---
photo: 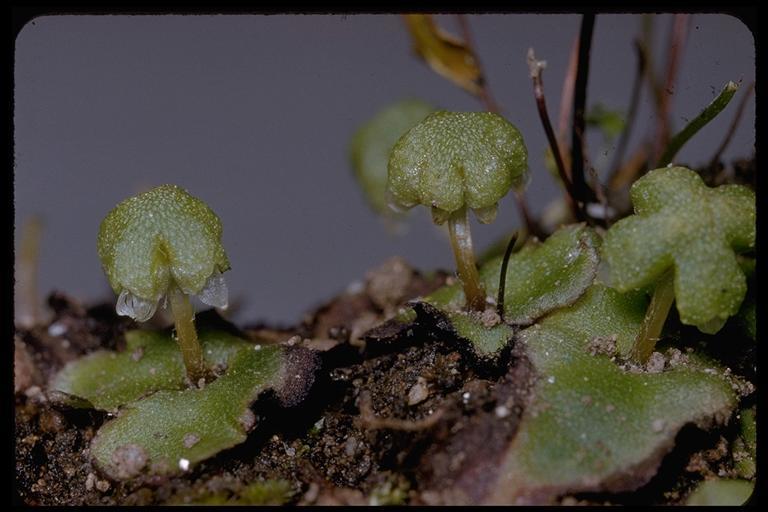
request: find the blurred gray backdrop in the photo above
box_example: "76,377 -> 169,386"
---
14,14 -> 755,325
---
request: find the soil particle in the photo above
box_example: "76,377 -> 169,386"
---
646,352 -> 666,373
238,410 -> 257,432
667,348 -> 689,368
110,444 -> 149,480
587,335 -> 617,357
85,472 -> 96,491
366,257 -> 414,311
14,259 -> 756,506
417,349 -> 535,504
183,433 -> 200,448
276,346 -> 320,407
309,289 -> 376,342
407,377 -> 430,405
480,308 -> 502,328
15,337 -> 42,393
39,409 -> 68,434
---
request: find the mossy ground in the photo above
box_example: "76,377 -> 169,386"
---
14,258 -> 753,505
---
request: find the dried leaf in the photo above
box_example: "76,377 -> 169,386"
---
403,15 -> 482,95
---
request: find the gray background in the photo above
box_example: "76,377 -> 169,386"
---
14,14 -> 755,325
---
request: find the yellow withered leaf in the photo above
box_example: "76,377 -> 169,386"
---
403,14 -> 482,95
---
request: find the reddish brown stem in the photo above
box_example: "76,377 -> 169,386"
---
653,14 -> 690,163
528,48 -> 582,221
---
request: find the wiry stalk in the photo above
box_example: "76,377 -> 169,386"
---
447,207 -> 485,311
168,284 -> 208,384
571,14 -> 597,205
528,48 -> 582,221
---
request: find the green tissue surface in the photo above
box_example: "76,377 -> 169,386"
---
732,406 -> 756,479
603,166 -> 755,333
426,224 -> 600,326
350,99 -> 435,215
487,285 -> 737,504
387,111 -> 528,219
97,184 -> 230,301
685,479 -> 754,506
50,329 -> 248,411
445,310 -> 514,356
90,339 -> 283,479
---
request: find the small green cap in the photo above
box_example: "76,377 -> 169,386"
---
387,111 -> 528,224
603,166 -> 755,333
97,185 -> 230,321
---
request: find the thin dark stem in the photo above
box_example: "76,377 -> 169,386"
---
609,40 -> 646,178
653,14 -> 690,163
456,14 -> 501,114
527,48 -> 582,221
496,232 -> 519,318
708,81 -> 755,169
571,14 -> 596,204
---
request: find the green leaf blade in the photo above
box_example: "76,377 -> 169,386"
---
90,343 -> 284,479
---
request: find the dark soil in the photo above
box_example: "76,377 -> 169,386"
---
14,257 -> 749,505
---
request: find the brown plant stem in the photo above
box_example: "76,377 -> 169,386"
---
169,284 -> 208,384
571,14 -> 597,205
447,206 -> 486,311
653,14 -> 690,163
629,271 -> 675,365
528,48 -> 582,221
